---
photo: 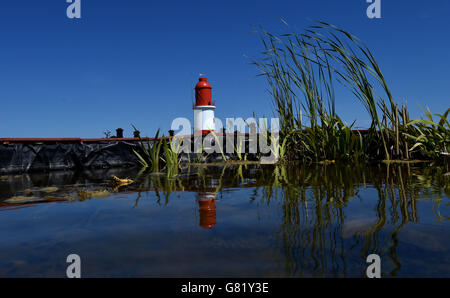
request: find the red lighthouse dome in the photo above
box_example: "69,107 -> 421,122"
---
195,77 -> 213,106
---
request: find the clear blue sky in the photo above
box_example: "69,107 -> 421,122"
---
1,0 -> 449,138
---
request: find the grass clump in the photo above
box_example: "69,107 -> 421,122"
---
133,128 -> 184,176
253,21 -> 448,163
133,129 -> 164,171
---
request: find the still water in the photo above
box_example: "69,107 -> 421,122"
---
0,163 -> 449,277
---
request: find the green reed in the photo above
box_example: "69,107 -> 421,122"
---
133,128 -> 184,175
162,137 -> 183,177
253,21 -> 448,162
133,129 -> 164,171
406,107 -> 449,159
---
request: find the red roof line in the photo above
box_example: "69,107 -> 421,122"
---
0,130 -> 371,143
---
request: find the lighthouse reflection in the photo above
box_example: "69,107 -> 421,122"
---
197,192 -> 217,229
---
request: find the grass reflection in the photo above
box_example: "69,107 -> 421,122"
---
0,162 -> 448,277
253,162 -> 448,277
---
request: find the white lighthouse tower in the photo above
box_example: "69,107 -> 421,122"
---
193,77 -> 215,135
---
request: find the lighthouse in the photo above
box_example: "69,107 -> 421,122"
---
193,77 -> 216,135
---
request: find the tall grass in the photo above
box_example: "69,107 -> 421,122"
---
406,107 -> 450,159
133,129 -> 183,174
253,21 -> 448,162
162,137 -> 183,176
133,129 -> 163,171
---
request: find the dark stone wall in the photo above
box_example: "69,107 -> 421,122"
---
0,141 -> 142,174
0,135 -> 262,174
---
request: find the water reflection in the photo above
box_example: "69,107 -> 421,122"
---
197,192 -> 217,229
256,163 -> 449,277
0,162 -> 448,277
